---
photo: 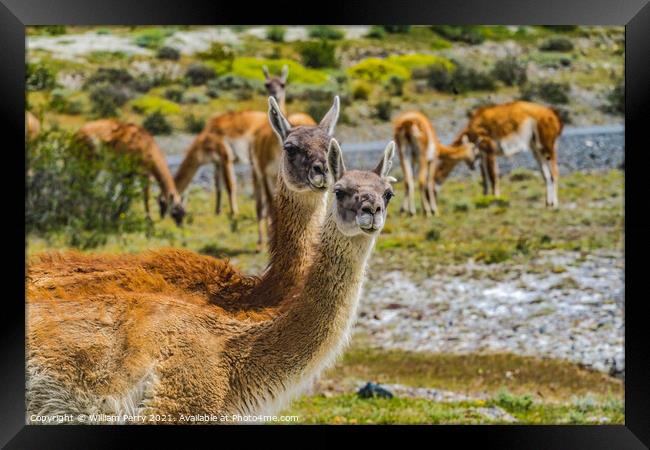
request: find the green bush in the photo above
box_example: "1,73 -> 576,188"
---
298,40 -> 338,68
85,67 -> 134,88
142,111 -> 173,135
365,26 -> 387,39
539,36 -> 574,52
521,82 -> 570,104
494,390 -> 534,412
430,26 -> 485,44
156,46 -> 181,60
266,26 -> 286,43
26,63 -> 57,91
387,54 -> 455,73
351,81 -> 372,100
185,63 -> 216,85
230,57 -> 328,84
41,26 -> 67,36
385,75 -> 405,96
427,63 -> 495,94
382,25 -> 412,34
164,87 -> 184,103
347,58 -> 410,83
308,25 -> 345,40
492,56 -> 528,86
373,100 -> 393,121
184,114 -> 205,133
89,84 -> 130,118
131,95 -> 181,115
26,129 -> 149,248
196,43 -> 235,75
48,88 -> 83,115
134,27 -> 176,49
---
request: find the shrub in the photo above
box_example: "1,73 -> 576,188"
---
427,63 -> 495,94
606,79 -> 624,114
365,26 -> 387,39
156,46 -> 181,61
308,25 -> 344,40
134,27 -> 176,49
184,114 -> 205,133
131,95 -> 181,115
298,40 -> 338,68
494,390 -> 534,412
41,25 -> 67,36
382,25 -> 411,34
183,92 -> 209,104
230,57 -> 329,84
373,100 -> 393,121
385,75 -> 405,96
492,56 -> 528,86
351,81 -> 372,100
266,26 -> 286,43
85,67 -> 134,88
48,88 -> 83,115
387,54 -> 455,73
26,63 -> 56,91
26,129 -> 149,248
430,26 -> 485,44
522,82 -> 570,104
89,84 -> 131,118
164,87 -> 184,103
539,36 -> 574,52
196,42 -> 235,74
347,58 -> 410,83
185,63 -> 216,86
142,111 -> 173,135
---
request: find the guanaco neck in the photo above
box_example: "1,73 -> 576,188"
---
149,144 -> 180,200
247,175 -> 327,307
224,212 -> 375,414
276,93 -> 287,116
174,136 -> 204,194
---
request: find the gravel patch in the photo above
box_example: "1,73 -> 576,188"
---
356,250 -> 624,376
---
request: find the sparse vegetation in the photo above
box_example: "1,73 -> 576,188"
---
142,110 -> 173,135
431,26 -> 485,45
297,40 -> 338,68
308,25 -> 345,40
539,36 -> 575,52
492,56 -> 528,86
266,26 -> 286,43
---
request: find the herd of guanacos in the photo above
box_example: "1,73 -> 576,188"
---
27,65 -> 563,250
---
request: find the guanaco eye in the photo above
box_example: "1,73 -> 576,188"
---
284,144 -> 299,155
383,190 -> 394,202
334,189 -> 346,200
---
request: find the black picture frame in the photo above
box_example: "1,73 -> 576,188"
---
2,0 -> 648,447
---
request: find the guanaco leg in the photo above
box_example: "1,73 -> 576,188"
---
397,142 -> 416,215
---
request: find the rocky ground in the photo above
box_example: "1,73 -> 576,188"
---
361,250 -> 624,376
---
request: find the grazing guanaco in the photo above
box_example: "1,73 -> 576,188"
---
26,111 -> 41,140
454,101 -> 563,208
26,138 -> 396,422
28,97 -> 341,323
174,111 -> 268,217
250,65 -> 316,249
77,120 -> 186,225
393,111 -> 476,216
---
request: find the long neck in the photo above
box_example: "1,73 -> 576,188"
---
435,143 -> 467,184
224,212 -> 375,414
174,137 -> 204,194
149,145 -> 179,198
248,176 -> 326,306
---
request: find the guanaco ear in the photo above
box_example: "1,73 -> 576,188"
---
262,65 -> 271,80
319,96 -> 340,137
280,64 -> 289,83
327,139 -> 346,182
374,141 -> 395,178
268,96 -> 292,141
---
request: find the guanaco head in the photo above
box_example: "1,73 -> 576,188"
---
262,65 -> 289,105
453,129 -> 480,170
158,193 -> 186,226
327,139 -> 396,237
268,95 -> 340,193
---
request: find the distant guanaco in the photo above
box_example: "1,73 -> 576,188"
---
26,111 -> 41,140
77,119 -> 186,225
454,101 -> 563,208
249,65 -> 316,249
393,111 -> 476,216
